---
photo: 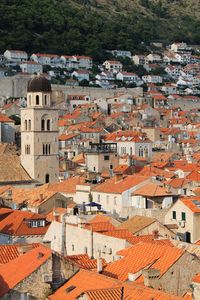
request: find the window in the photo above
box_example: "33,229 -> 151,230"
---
29,95 -> 32,106
172,211 -> 176,220
47,119 -> 50,131
44,95 -> 47,105
43,143 -> 51,155
104,155 -> 109,161
110,164 -> 113,170
36,95 -> 39,105
41,119 -> 45,131
24,120 -> 27,131
72,244 -> 75,251
45,174 -> 50,183
28,120 -> 31,131
182,212 -> 186,221
114,197 -> 117,206
25,144 -> 30,155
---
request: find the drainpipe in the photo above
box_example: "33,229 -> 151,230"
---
61,212 -> 68,256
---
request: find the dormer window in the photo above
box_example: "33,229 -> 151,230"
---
30,219 -> 45,227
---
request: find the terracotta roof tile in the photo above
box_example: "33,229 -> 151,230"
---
133,183 -> 174,197
103,243 -> 184,281
65,254 -> 107,270
48,176 -> 85,194
93,175 -> 149,194
0,245 -> 51,297
118,215 -> 156,234
0,244 -> 39,264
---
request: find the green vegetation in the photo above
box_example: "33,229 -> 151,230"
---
0,0 -> 199,62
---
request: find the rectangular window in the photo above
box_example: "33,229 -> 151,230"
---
182,212 -> 186,221
172,211 -> 176,220
104,155 -> 109,161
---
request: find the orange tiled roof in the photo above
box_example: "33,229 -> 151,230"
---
59,133 -> 79,141
168,178 -> 191,189
0,208 -> 49,236
0,244 -> 39,264
0,184 -> 57,207
192,273 -> 200,283
48,176 -> 86,194
84,222 -> 116,233
138,166 -> 174,178
92,175 -> 149,194
0,245 -> 51,298
180,197 -> 200,213
186,170 -> 200,182
48,269 -> 121,300
65,254 -> 107,270
133,183 -> 174,197
118,215 -> 156,234
0,114 -> 14,123
103,243 -> 184,281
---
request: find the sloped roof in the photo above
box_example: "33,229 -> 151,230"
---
133,183 -> 174,197
92,175 -> 149,194
103,243 -> 184,281
48,176 -> 86,194
0,245 -> 51,297
0,244 -> 39,264
118,215 -> 156,234
65,254 -> 107,270
0,208 -> 49,236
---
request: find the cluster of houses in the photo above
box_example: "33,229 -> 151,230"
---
1,58 -> 200,298
1,42 -> 200,92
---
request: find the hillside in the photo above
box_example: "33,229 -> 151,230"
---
0,0 -> 199,60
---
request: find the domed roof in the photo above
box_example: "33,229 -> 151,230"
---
27,74 -> 52,93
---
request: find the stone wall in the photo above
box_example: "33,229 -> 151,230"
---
120,207 -> 169,223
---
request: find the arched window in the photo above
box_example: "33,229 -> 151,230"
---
46,144 -> 48,155
47,119 -> 50,131
28,120 -> 31,131
139,147 -> 144,157
36,95 -> 39,105
41,119 -> 45,131
45,174 -> 50,183
44,95 -> 47,105
25,120 -> 27,131
48,144 -> 51,154
43,144 -> 45,155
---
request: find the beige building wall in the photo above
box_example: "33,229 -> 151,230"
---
165,200 -> 199,243
85,152 -> 118,173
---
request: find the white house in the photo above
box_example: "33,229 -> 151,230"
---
132,55 -> 145,66
175,53 -> 191,65
146,54 -> 162,63
171,42 -> 191,53
142,75 -> 163,84
111,50 -> 132,58
72,70 -> 90,82
160,84 -> 177,95
92,174 -> 151,214
30,53 -> 61,67
165,65 -> 180,78
4,50 -> 28,64
116,72 -> 139,83
67,94 -> 91,109
60,55 -> 93,69
20,61 -> 43,74
103,60 -> 123,73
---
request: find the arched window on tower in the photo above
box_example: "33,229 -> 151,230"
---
48,144 -> 51,154
36,95 -> 39,105
46,144 -> 48,155
25,120 -> 27,131
43,144 -> 45,155
44,95 -> 47,105
29,95 -> 32,106
28,120 -> 31,131
45,174 -> 50,183
41,119 -> 45,131
47,119 -> 50,131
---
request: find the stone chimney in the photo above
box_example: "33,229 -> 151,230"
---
143,268 -> 160,288
115,173 -> 123,183
97,251 -> 103,273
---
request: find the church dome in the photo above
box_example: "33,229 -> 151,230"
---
27,74 -> 52,93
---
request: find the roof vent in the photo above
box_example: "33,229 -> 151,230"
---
65,285 -> 76,293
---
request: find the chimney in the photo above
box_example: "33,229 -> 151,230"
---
115,173 -> 123,183
53,210 -> 60,222
39,194 -> 43,202
143,269 -> 160,288
152,230 -> 159,240
97,251 -> 103,273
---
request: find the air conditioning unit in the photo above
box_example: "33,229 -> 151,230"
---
179,221 -> 185,228
42,273 -> 53,283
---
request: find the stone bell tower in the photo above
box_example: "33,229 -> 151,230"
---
21,74 -> 59,183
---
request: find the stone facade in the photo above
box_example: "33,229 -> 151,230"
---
21,86 -> 59,184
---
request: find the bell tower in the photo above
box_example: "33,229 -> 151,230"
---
21,74 -> 59,183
